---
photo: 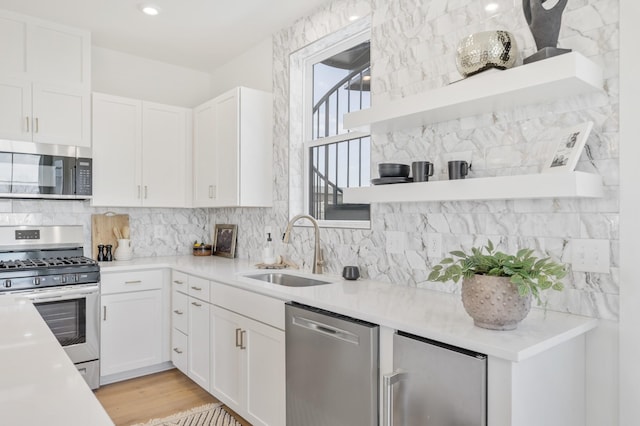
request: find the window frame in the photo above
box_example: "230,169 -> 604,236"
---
300,28 -> 372,230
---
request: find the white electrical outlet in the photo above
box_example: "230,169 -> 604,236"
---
386,231 -> 406,254
426,233 -> 442,258
571,239 -> 610,273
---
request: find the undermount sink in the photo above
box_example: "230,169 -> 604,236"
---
244,272 -> 333,287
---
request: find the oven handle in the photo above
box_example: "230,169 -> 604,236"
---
22,285 -> 99,302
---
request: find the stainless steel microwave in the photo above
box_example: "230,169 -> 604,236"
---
0,141 -> 92,200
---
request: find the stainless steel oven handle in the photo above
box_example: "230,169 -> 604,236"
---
23,285 -> 99,302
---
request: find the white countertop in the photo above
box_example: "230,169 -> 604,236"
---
0,297 -> 113,426
102,255 -> 598,362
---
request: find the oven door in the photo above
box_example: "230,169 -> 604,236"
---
25,284 -> 100,364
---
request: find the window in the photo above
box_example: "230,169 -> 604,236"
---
303,32 -> 371,225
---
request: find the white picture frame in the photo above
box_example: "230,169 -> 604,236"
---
542,121 -> 593,173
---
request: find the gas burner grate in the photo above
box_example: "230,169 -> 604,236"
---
0,256 -> 97,270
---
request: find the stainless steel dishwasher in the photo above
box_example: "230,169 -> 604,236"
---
285,302 -> 379,426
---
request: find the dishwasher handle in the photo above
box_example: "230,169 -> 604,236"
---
292,315 -> 360,344
383,370 -> 407,426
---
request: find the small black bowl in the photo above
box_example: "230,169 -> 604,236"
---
378,163 -> 410,178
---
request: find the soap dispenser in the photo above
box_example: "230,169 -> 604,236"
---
263,233 -> 276,264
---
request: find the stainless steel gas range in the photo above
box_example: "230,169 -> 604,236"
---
0,226 -> 100,389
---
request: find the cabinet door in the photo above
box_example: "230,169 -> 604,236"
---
0,12 -> 28,78
28,18 -> 91,87
188,297 -> 210,390
192,99 -> 217,207
32,84 -> 90,147
142,102 -> 191,207
100,290 -> 163,376
0,78 -> 31,141
243,316 -> 286,426
212,89 -> 240,207
171,328 -> 188,374
91,93 -> 143,206
211,305 -> 243,412
172,290 -> 188,334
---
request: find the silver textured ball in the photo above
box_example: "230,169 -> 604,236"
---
455,30 -> 518,78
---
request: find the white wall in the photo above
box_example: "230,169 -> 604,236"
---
92,46 -> 212,107
619,0 -> 640,423
208,38 -> 273,98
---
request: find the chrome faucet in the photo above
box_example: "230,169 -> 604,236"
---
282,214 -> 324,274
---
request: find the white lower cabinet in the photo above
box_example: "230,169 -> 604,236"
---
188,296 -> 210,390
100,269 -> 168,378
171,271 -> 211,391
211,305 -> 285,426
170,271 -> 285,426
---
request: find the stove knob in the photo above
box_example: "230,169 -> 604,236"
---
75,274 -> 80,282
61,275 -> 67,284
4,279 -> 11,288
33,277 -> 41,286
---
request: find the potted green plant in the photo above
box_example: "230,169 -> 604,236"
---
428,240 -> 566,330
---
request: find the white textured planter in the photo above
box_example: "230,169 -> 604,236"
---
461,275 -> 532,330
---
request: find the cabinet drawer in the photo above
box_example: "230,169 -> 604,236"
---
172,270 -> 189,293
172,290 -> 188,334
212,282 -> 284,330
188,275 -> 210,301
171,328 -> 188,374
101,269 -> 163,294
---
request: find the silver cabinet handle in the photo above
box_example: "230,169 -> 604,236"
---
35,117 -> 39,133
173,347 -> 183,354
25,117 -> 29,132
173,310 -> 183,315
144,185 -> 148,199
191,286 -> 202,291
240,330 -> 247,350
137,185 -> 141,199
209,185 -> 214,199
383,371 -> 406,426
191,301 -> 202,307
103,306 -> 107,321
173,280 -> 184,285
235,328 -> 242,348
125,280 -> 142,284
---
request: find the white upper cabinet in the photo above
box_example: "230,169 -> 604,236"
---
193,87 -> 273,208
0,10 -> 91,147
0,10 -> 90,87
92,93 -> 192,208
143,102 -> 192,207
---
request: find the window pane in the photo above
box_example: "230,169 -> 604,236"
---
312,41 -> 370,140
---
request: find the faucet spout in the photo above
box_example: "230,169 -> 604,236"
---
282,214 -> 324,274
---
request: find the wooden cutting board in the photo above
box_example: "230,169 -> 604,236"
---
91,213 -> 130,260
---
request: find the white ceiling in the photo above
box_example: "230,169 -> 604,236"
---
0,0 -> 332,73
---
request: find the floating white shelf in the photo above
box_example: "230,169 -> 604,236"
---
342,172 -> 603,204
344,52 -> 603,133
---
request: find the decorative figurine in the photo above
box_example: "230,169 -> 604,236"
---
522,0 -> 571,64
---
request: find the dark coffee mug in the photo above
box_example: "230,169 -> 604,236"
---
342,266 -> 360,280
448,160 -> 470,180
412,161 -> 434,182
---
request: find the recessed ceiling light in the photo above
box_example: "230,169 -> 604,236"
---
139,4 -> 161,16
485,3 -> 499,12
349,15 -> 359,21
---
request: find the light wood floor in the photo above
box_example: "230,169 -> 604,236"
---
94,368 -> 251,426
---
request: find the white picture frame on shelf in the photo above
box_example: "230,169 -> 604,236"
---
542,121 -> 593,173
